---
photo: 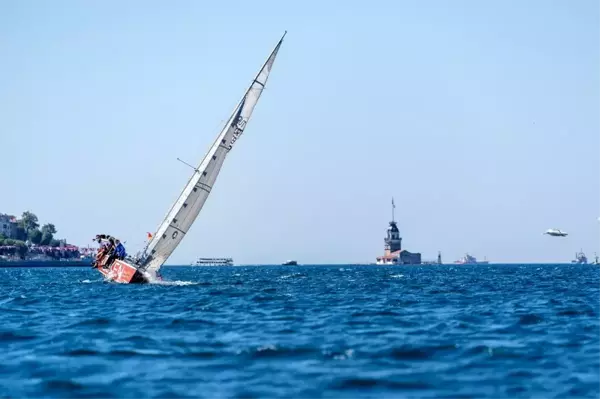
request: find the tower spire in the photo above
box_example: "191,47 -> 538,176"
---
391,197 -> 395,222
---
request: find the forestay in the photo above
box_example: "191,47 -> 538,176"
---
138,33 -> 286,274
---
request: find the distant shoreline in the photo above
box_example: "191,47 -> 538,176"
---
0,262 -> 594,268
164,262 -> 593,267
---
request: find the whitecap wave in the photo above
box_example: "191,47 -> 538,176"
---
150,280 -> 199,286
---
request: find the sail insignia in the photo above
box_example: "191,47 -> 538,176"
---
228,95 -> 247,150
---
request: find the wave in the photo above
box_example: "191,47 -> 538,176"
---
151,280 -> 199,286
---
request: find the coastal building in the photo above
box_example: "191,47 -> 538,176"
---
375,199 -> 421,265
0,214 -> 17,239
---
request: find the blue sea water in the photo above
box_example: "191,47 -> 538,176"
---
0,264 -> 598,398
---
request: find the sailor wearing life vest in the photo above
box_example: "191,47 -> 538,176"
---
114,239 -> 126,260
92,234 -> 121,268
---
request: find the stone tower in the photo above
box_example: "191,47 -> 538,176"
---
384,198 -> 402,255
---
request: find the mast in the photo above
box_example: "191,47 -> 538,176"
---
138,32 -> 286,274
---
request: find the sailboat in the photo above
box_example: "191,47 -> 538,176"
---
95,33 -> 286,283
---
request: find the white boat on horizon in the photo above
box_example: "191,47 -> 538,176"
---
192,258 -> 234,266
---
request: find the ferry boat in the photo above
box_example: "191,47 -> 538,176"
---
192,257 -> 234,266
455,253 -> 489,265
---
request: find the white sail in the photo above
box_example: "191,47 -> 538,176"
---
139,33 -> 286,274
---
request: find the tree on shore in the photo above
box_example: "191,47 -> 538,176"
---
0,235 -> 28,258
28,229 -> 43,245
2,212 -> 70,252
16,213 -> 64,247
41,224 -> 56,235
40,224 -> 57,246
19,211 -> 39,234
14,226 -> 27,241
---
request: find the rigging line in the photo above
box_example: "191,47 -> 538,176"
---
176,158 -> 198,172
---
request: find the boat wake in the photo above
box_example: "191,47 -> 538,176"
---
80,278 -> 104,284
150,280 -> 199,286
92,269 -> 196,286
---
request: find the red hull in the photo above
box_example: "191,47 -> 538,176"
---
96,259 -> 149,284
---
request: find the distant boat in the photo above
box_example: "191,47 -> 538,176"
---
455,253 -> 489,265
282,260 -> 298,266
192,257 -> 233,266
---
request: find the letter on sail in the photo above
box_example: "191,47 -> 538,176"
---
138,33 -> 286,274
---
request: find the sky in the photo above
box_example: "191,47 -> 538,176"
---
0,0 -> 598,264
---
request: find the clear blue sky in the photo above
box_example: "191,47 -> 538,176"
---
1,0 -> 598,264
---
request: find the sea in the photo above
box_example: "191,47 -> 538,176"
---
0,264 -> 598,398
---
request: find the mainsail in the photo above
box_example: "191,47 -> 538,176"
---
138,33 -> 286,274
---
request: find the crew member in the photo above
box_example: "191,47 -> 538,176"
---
93,234 -> 117,268
92,235 -> 109,268
115,239 -> 127,260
